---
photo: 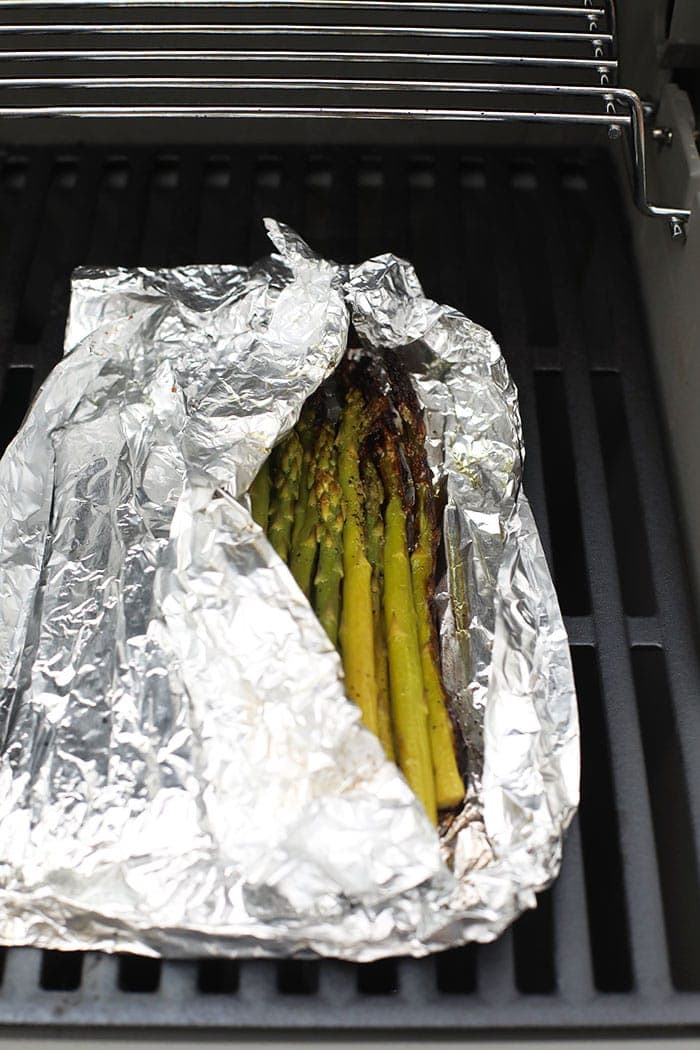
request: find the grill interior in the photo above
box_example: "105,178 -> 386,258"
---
0,142 -> 699,1032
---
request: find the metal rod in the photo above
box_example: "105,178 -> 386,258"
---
0,75 -> 626,95
0,0 -> 608,11
0,48 -> 618,68
605,0 -> 618,52
0,24 -> 614,43
620,87 -> 690,221
0,104 -> 631,119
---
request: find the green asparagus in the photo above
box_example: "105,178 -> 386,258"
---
289,417 -> 321,597
386,354 -> 464,809
362,458 -> 395,762
268,431 -> 303,563
249,457 -> 271,531
313,422 -> 344,647
377,424 -> 437,825
337,388 -> 379,737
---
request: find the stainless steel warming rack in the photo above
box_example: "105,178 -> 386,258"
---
0,0 -> 689,235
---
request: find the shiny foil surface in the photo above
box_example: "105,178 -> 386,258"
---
0,222 -> 578,960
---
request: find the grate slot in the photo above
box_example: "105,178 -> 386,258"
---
249,154 -> 284,259
592,371 -> 656,616
455,156 -> 500,339
435,945 -> 477,994
197,959 -> 239,994
90,152 -> 149,267
509,159 -> 558,346
200,153 -> 232,222
0,155 -> 50,347
534,371 -> 590,614
0,364 -> 33,453
1,153 -> 27,191
558,161 -> 614,359
356,154 -> 388,264
196,154 -> 253,264
139,154 -> 203,265
631,646 -> 700,992
357,959 -> 399,995
377,154 -> 410,263
431,155 -> 462,315
276,960 -> 320,995
13,153 -> 97,344
407,155 -> 441,302
84,154 -> 132,264
513,890 -> 556,994
572,645 -> 633,992
118,955 -> 161,993
302,155 -> 335,258
39,950 -> 83,991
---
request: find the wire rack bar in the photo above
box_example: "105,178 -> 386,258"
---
0,25 -> 614,43
0,106 -> 630,119
0,1 -> 608,11
0,76 -> 622,91
0,49 -> 618,69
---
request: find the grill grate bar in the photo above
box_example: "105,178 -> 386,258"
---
475,930 -> 516,1003
551,817 -> 595,1000
159,960 -> 198,1001
0,948 -> 42,998
79,952 -> 120,996
625,616 -> 662,646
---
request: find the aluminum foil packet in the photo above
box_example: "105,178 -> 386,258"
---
0,221 -> 578,960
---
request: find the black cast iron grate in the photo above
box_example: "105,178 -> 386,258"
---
0,143 -> 698,1031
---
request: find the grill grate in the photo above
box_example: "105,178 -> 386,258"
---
0,143 -> 699,1032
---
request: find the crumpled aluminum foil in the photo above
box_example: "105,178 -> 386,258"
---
0,221 -> 578,960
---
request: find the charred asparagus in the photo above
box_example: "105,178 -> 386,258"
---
246,352 -> 464,824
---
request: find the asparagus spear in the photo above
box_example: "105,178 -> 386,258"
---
291,408 -> 315,550
385,353 -> 464,810
411,489 -> 464,809
337,388 -> 379,737
362,457 -> 395,762
249,457 -> 271,531
268,430 -> 303,563
377,424 -> 437,825
289,413 -> 320,597
313,422 -> 344,647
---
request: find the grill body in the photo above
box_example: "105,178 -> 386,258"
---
0,142 -> 698,1033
